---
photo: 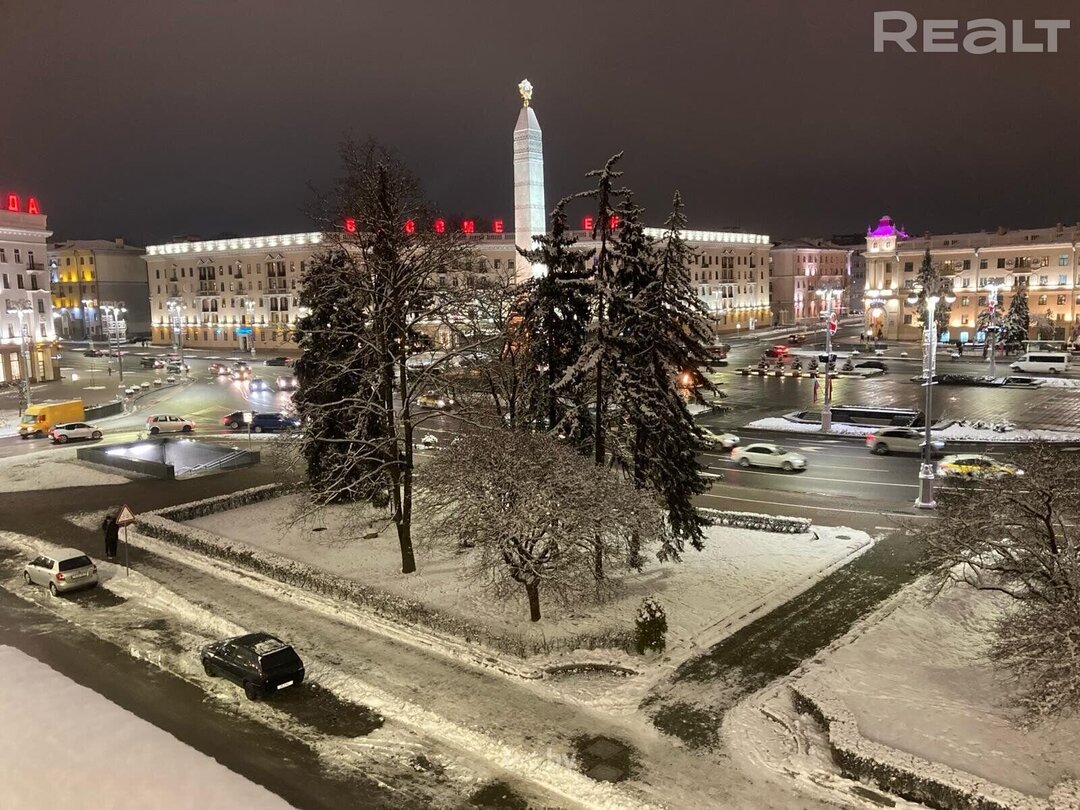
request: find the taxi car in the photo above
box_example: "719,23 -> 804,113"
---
936,454 -> 1024,479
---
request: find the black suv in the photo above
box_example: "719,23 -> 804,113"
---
201,633 -> 305,700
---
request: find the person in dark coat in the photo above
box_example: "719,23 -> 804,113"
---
102,512 -> 120,559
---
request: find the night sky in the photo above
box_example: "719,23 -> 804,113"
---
2,0 -> 1078,245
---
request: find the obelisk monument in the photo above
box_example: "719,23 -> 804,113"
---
513,79 -> 546,280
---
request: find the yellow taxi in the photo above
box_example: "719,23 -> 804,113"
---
936,454 -> 1024,480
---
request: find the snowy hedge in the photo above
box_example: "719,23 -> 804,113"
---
700,508 -> 810,535
136,493 -> 635,660
792,681 -> 1051,810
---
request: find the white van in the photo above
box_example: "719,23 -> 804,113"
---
1010,352 -> 1069,374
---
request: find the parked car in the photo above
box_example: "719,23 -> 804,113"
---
49,422 -> 103,443
731,443 -> 807,471
145,414 -> 194,434
419,433 -> 439,448
265,356 -> 292,367
416,391 -> 454,410
276,375 -> 297,391
249,377 -> 271,393
763,344 -> 789,358
248,412 -> 299,433
222,411 -> 249,430
937,454 -> 1024,479
200,633 -> 305,701
865,427 -> 943,456
23,549 -> 98,596
208,362 -> 231,375
701,428 -> 740,449
855,360 -> 888,372
83,348 -> 104,357
140,357 -> 164,369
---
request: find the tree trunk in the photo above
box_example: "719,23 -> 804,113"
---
525,581 -> 541,622
397,354 -> 417,574
594,535 -> 605,582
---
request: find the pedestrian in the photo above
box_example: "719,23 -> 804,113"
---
101,511 -> 120,559
958,341 -> 964,357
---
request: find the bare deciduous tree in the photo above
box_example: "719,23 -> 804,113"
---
421,430 -> 669,621
919,442 -> 1080,717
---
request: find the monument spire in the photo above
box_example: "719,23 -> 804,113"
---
513,78 -> 545,280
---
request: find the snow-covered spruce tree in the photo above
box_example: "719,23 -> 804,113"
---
519,198 -> 594,437
1002,280 -> 1031,350
308,138 -> 474,574
913,245 -> 951,332
608,193 -> 717,560
421,430 -> 669,622
635,597 -> 668,655
564,153 -> 627,467
292,248 -> 386,505
918,442 -> 1080,718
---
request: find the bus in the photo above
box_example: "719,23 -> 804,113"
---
789,405 -> 923,428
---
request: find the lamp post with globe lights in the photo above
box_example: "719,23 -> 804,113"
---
815,286 -> 843,432
166,298 -> 187,378
907,282 -> 956,509
101,303 -> 127,382
6,300 -> 33,410
983,280 -> 1009,378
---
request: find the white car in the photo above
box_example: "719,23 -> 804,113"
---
701,428 -> 740,449
145,414 -> 195,434
48,422 -> 103,443
24,549 -> 98,595
419,434 -> 439,448
731,443 -> 807,471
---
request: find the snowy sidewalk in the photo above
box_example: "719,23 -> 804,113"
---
0,645 -> 294,810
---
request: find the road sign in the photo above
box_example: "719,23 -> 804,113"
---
827,313 -> 838,335
115,504 -> 137,526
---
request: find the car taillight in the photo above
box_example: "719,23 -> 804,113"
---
55,572 -> 65,580
866,435 -> 875,444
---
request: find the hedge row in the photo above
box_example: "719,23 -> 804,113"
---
136,492 -> 635,660
792,681 -> 1049,810
701,508 -> 811,535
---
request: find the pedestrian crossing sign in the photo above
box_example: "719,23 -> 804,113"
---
115,504 -> 137,526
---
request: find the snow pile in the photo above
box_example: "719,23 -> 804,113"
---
744,417 -> 873,437
794,581 -> 1080,801
181,494 -> 872,660
0,645 -> 294,809
0,454 -> 131,492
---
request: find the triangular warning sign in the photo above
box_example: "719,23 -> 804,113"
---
115,504 -> 137,526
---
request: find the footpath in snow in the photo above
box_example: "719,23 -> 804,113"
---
0,645 -> 294,810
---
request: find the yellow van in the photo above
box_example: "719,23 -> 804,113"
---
18,400 -> 86,439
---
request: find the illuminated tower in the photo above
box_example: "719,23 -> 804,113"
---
513,79 -> 546,280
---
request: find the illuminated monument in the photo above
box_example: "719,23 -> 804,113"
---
513,79 -> 546,280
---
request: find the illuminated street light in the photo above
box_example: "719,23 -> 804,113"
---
815,286 -> 843,432
5,300 -> 33,410
906,283 -> 957,509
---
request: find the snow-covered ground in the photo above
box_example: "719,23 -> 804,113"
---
0,451 -> 132,492
794,580 -> 1080,798
186,494 -> 871,658
745,416 -> 1080,443
0,645 -> 294,809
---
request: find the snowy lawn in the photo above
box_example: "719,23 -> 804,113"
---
0,645 -> 293,809
186,494 -> 871,657
796,581 -> 1080,798
0,452 -> 132,492
745,415 -> 1080,443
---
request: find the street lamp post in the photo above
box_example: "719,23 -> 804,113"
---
984,282 -> 1006,379
245,299 -> 256,356
102,303 -> 127,382
167,298 -> 187,378
816,286 -> 841,432
81,298 -> 95,348
907,285 -> 956,509
6,300 -> 33,410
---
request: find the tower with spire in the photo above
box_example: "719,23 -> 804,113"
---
513,79 -> 546,280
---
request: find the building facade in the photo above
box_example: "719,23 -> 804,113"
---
863,216 -> 1080,343
0,196 -> 59,385
769,240 -> 851,327
49,239 -> 150,342
144,226 -> 772,350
